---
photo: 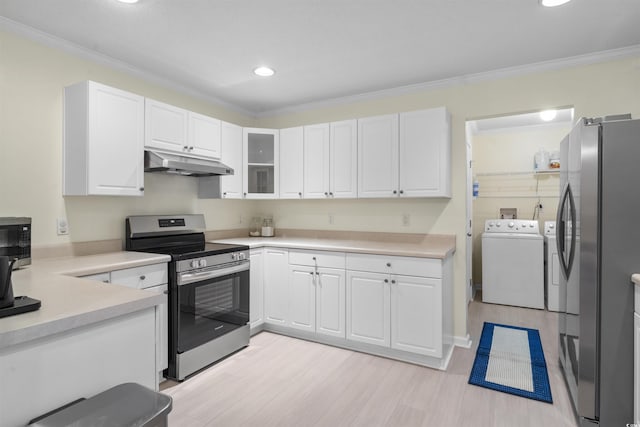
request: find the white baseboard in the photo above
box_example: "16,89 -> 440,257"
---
454,334 -> 472,349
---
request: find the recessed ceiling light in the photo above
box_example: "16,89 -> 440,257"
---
540,110 -> 558,121
254,66 -> 275,77
117,0 -> 139,4
540,0 -> 571,7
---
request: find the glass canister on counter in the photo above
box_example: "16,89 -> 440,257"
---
261,217 -> 274,237
249,217 -> 262,237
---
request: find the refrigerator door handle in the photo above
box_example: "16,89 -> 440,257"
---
556,183 -> 569,277
566,184 -> 577,275
556,183 -> 577,279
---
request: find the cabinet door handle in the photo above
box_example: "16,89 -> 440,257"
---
384,279 -> 389,283
139,187 -> 144,191
298,192 -> 302,197
312,257 -> 316,261
329,192 -> 333,196
189,146 -> 194,150
386,262 -> 391,267
140,275 -> 146,280
391,280 -> 396,284
183,145 -> 188,150
399,190 -> 404,195
393,190 -> 397,195
223,192 -> 227,196
324,192 -> 328,196
309,272 -> 314,275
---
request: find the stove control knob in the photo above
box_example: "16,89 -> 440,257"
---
496,222 -> 501,227
191,260 -> 200,268
240,252 -> 246,260
199,259 -> 207,268
231,253 -> 237,261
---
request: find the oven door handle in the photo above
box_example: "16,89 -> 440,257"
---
178,262 -> 249,286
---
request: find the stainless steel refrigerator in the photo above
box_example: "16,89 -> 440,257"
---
557,115 -> 639,426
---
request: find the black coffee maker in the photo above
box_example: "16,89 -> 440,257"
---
0,256 -> 41,318
0,256 -> 16,309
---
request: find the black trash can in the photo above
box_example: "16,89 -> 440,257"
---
29,383 -> 172,427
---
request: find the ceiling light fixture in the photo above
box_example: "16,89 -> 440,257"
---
253,66 -> 275,77
117,0 -> 139,4
540,0 -> 571,7
540,110 -> 558,122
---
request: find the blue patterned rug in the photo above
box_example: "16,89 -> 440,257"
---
469,322 -> 552,403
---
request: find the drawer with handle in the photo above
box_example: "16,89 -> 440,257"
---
289,249 -> 345,269
346,253 -> 442,278
110,263 -> 168,289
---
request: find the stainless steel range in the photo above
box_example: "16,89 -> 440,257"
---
126,214 -> 250,381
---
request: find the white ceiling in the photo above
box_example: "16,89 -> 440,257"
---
1,0 -> 639,116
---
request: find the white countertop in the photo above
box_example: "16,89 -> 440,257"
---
0,251 -> 171,350
213,235 -> 456,259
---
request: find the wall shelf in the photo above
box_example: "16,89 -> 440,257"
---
475,170 -> 560,177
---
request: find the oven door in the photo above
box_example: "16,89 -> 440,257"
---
176,262 -> 249,354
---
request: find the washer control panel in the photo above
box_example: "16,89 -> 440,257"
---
484,219 -> 540,234
544,221 -> 556,236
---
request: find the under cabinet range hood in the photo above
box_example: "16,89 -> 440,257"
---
144,150 -> 233,177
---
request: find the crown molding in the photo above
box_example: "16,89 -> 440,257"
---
0,17 -> 256,118
256,44 -> 640,118
2,16 -> 639,120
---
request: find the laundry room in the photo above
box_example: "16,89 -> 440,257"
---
467,108 -> 573,304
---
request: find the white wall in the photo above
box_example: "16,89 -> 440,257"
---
254,56 -> 640,339
0,30 -> 255,244
2,26 -> 639,339
470,123 -> 571,285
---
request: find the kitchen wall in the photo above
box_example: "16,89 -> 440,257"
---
2,25 -> 639,341
470,123 -> 571,286
0,29 -> 256,245
255,55 -> 640,339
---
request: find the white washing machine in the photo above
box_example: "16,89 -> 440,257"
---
482,219 -> 544,309
544,221 -> 560,311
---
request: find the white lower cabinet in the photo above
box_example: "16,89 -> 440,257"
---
289,265 -> 316,332
249,248 -> 264,331
257,246 -> 452,369
288,263 -> 346,337
264,248 -> 289,325
316,268 -> 346,338
346,271 -> 390,346
80,263 -> 168,377
391,275 -> 442,357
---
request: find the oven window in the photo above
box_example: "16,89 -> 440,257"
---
177,269 -> 249,353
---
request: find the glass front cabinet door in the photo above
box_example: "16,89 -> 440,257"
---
243,128 -> 279,198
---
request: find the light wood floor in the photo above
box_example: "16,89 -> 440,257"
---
161,298 -> 579,426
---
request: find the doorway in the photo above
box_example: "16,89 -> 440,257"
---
465,108 -> 573,303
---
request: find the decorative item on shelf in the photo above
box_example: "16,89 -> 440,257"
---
261,217 -> 274,237
534,148 -> 550,171
249,217 -> 262,237
549,151 -> 560,169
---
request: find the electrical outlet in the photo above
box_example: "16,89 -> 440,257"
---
328,213 -> 334,224
402,214 -> 410,227
57,218 -> 69,235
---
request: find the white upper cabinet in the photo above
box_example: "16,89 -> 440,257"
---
220,121 -> 243,199
399,107 -> 451,198
303,123 -> 330,198
145,98 -> 222,160
145,98 -> 188,154
330,119 -> 358,198
279,126 -> 304,199
358,108 -> 451,198
63,81 -> 144,196
304,120 -> 357,199
243,128 -> 279,199
358,114 -> 399,198
188,112 -> 221,159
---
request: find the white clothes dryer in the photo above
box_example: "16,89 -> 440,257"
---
482,219 -> 544,309
544,221 -> 560,311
